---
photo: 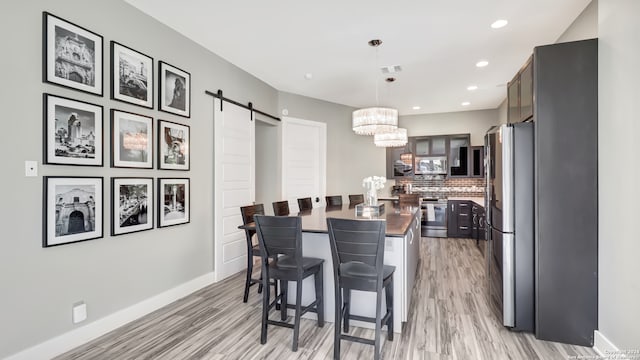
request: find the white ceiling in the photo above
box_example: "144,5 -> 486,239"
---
125,0 -> 591,115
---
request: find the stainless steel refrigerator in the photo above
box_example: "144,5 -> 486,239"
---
485,122 -> 534,332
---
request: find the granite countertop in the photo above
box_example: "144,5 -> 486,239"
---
240,200 -> 419,237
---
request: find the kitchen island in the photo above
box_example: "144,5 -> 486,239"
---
243,201 -> 420,334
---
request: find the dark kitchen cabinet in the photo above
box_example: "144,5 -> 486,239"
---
415,136 -> 446,156
448,136 -> 470,177
447,200 -> 472,238
386,140 -> 415,179
508,56 -> 534,123
472,203 -> 486,247
470,146 -> 484,178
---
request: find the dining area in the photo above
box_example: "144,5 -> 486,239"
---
237,195 -> 421,359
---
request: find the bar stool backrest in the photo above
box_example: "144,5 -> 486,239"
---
348,194 -> 364,204
254,215 -> 303,269
297,197 -> 313,211
325,195 -> 343,206
272,200 -> 290,216
240,203 -> 265,239
326,218 -> 386,283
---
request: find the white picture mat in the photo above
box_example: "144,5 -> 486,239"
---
46,14 -> 103,94
112,42 -> 153,107
112,178 -> 153,235
46,177 -> 103,246
159,62 -> 190,117
112,110 -> 153,168
159,178 -> 190,227
158,121 -> 190,170
46,95 -> 103,165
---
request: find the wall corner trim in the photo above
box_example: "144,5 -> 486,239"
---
5,272 -> 216,360
593,330 -> 626,359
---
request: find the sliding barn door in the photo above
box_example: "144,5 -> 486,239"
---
214,99 -> 255,281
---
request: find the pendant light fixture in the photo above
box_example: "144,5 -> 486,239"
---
352,39 -> 399,135
374,127 -> 408,147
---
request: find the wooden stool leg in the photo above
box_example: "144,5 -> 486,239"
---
260,270 -> 270,345
334,286 -> 342,360
343,289 -> 350,333
280,280 -> 288,321
315,265 -> 325,327
374,290 -> 383,360
243,254 -> 253,302
386,278 -> 394,341
292,280 -> 303,351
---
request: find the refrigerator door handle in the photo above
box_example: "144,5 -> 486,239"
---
503,232 -> 515,327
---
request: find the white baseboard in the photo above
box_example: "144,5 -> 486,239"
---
594,330 -> 626,359
5,272 -> 215,360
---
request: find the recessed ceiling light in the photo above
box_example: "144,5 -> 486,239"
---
304,73 -> 313,80
412,106 -> 421,110
461,102 -> 471,106
491,19 -> 508,29
476,60 -> 489,68
467,85 -> 478,91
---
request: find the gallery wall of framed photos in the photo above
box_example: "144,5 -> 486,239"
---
42,10 -> 192,247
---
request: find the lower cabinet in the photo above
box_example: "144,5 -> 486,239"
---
447,200 -> 472,238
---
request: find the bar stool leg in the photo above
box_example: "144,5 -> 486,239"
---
292,279 -> 303,351
244,254 -> 253,303
314,265 -> 325,326
343,289 -> 351,333
385,278 -> 394,341
374,290 -> 383,360
260,270 -> 270,345
280,280 -> 288,321
334,286 -> 342,360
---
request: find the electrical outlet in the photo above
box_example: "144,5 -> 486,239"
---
72,302 -> 87,324
25,161 -> 37,177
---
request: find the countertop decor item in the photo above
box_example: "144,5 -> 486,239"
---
362,175 -> 386,206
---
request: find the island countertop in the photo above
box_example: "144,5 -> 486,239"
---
241,200 -> 420,237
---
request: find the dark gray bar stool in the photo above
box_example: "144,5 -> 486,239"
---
326,218 -> 395,360
254,215 -> 325,351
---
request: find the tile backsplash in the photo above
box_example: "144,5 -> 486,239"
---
395,176 -> 485,198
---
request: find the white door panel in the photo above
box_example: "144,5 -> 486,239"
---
282,117 -> 326,212
214,99 -> 255,281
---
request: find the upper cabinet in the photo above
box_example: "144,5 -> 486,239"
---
385,140 -> 414,179
508,56 -> 534,123
470,145 -> 484,178
448,135 -> 470,177
415,136 -> 446,156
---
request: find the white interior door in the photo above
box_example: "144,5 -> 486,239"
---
281,117 -> 327,212
214,99 -> 255,281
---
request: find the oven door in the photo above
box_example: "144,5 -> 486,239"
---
421,201 -> 448,237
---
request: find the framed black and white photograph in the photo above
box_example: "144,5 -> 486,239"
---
43,12 -> 103,96
158,178 -> 190,228
43,176 -> 103,247
111,41 -> 153,108
44,93 -> 103,166
158,120 -> 190,170
111,109 -> 153,169
111,177 -> 153,236
159,61 -> 190,117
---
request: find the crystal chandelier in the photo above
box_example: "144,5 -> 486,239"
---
374,127 -> 407,147
352,39 -> 398,135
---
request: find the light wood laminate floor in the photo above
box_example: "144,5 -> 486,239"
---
56,237 -> 597,359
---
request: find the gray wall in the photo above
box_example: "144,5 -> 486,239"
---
557,0 -> 598,43
255,119 -> 280,213
0,0 -> 277,357
400,109 -> 499,146
598,0 -> 640,350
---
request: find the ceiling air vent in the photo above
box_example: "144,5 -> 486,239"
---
381,65 -> 402,74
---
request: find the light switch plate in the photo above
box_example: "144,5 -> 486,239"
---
25,161 -> 37,177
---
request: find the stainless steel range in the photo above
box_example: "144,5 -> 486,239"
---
421,198 -> 448,237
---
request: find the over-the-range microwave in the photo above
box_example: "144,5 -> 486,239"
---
414,156 -> 448,175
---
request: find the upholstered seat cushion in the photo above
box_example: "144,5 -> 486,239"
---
340,262 -> 395,279
273,255 -> 324,270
